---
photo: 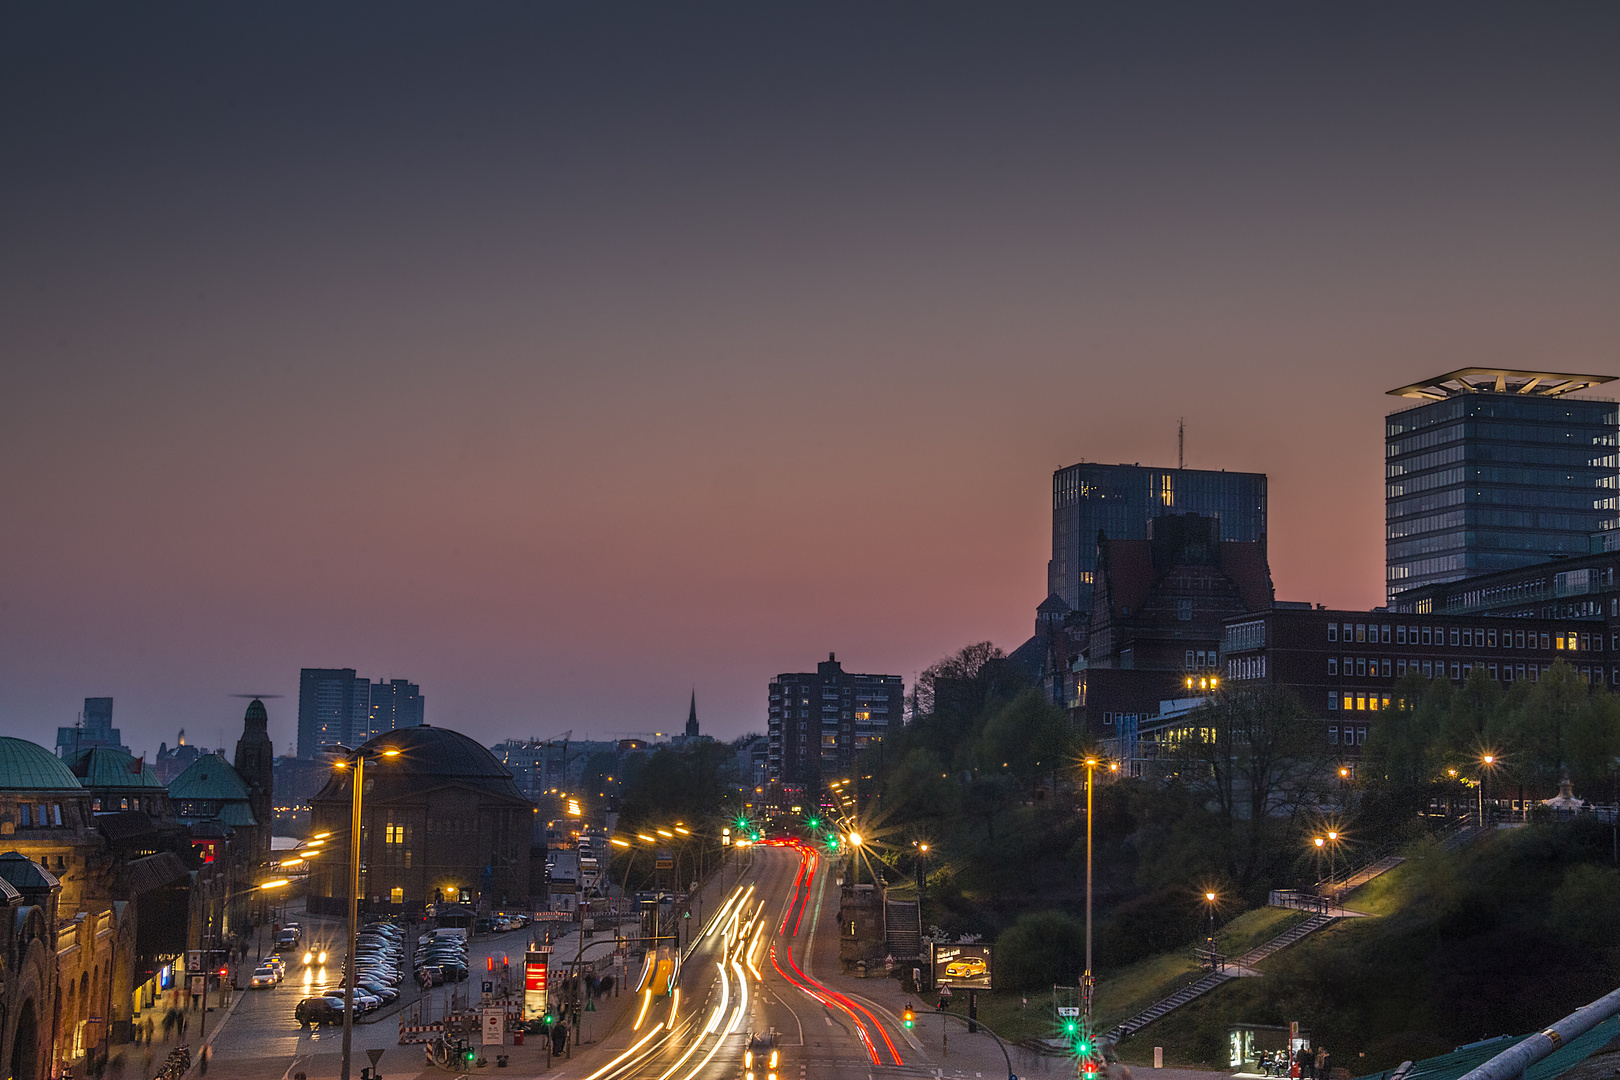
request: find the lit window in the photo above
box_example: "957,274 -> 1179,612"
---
390,887 -> 404,905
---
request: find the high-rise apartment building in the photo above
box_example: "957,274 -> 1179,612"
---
297,669 -> 370,757
1049,463 -> 1266,615
369,679 -> 425,736
297,668 -> 424,758
1385,368 -> 1619,604
768,654 -> 902,792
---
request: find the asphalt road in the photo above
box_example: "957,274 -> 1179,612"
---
546,842 -> 937,1080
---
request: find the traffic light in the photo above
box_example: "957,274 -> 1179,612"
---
807,817 -> 819,828
826,834 -> 838,850
465,1048 -> 476,1063
902,1007 -> 914,1029
1064,1019 -> 1078,1036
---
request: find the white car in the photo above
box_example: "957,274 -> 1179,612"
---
250,965 -> 280,988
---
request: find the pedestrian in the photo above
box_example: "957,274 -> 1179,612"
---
1316,1047 -> 1330,1080
199,1046 -> 210,1074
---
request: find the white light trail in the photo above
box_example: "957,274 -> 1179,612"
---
707,960 -> 729,1034
633,988 -> 653,1030
581,1023 -> 664,1080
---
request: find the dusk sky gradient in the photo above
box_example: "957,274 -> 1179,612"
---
3,3 -> 1618,757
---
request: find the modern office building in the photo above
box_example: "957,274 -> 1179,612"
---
54,696 -> 129,758
297,668 -> 424,758
768,654 -> 903,793
1385,368 -> 1619,604
1049,462 -> 1267,615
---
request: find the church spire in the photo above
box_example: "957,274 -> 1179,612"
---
686,690 -> 699,739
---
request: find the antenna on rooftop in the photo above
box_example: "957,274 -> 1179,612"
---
1178,418 -> 1185,469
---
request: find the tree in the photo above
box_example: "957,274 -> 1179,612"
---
977,689 -> 1076,797
1169,685 -> 1330,896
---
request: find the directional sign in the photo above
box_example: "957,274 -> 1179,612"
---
1058,1007 -> 1080,1017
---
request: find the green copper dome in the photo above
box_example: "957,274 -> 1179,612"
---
65,747 -> 165,790
0,737 -> 85,791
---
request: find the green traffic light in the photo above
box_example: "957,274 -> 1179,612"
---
1078,1041 -> 1091,1055
808,817 -> 819,828
1064,1021 -> 1078,1034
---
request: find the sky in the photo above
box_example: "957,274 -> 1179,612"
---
3,3 -> 1618,757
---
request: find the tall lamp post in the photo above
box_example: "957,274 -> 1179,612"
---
331,743 -> 401,1080
1325,831 -> 1339,896
1081,758 -> 1103,1028
1479,753 -> 1497,828
1203,891 -> 1218,970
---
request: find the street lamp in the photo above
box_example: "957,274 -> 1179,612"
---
1081,756 -> 1103,1027
1202,891 -> 1218,969
329,743 -> 401,1080
1479,753 -> 1498,828
913,841 -> 930,906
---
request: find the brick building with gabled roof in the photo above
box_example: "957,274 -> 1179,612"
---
1075,513 -> 1274,736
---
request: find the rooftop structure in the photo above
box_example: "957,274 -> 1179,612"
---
1388,367 -> 1616,401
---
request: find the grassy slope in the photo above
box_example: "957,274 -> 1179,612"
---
1116,826 -> 1620,1073
920,906 -> 1310,1047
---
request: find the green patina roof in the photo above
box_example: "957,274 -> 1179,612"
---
66,747 -> 164,790
1353,1016 -> 1620,1080
215,802 -> 259,827
168,754 -> 251,802
0,738 -> 85,792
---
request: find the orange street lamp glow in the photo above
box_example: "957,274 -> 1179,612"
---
1205,891 -> 1216,903
1314,837 -> 1325,848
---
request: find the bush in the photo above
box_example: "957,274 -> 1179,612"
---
995,910 -> 1087,990
1550,864 -> 1620,946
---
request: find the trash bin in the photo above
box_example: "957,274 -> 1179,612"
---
514,1030 -> 525,1046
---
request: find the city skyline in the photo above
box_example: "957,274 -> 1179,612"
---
4,4 -> 1618,755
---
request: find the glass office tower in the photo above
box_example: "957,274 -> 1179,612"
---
1385,368 -> 1619,604
1049,463 -> 1267,613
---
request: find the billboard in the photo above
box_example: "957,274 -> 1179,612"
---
931,942 -> 993,990
523,951 -> 549,1020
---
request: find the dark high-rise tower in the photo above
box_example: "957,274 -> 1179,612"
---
233,697 -> 276,861
1385,368 -> 1619,604
1048,462 -> 1266,616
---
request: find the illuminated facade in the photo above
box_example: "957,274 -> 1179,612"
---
1386,368 -> 1619,604
1049,462 -> 1266,615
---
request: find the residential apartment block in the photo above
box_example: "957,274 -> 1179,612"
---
768,654 -> 902,793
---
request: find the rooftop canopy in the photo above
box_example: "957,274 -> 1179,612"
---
1388,368 -> 1616,401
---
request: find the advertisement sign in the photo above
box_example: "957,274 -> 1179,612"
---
523,951 -> 549,1020
655,848 -> 673,870
482,1007 -> 504,1046
931,942 -> 993,990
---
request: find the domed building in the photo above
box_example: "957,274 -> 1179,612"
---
64,747 -> 172,820
306,724 -> 535,916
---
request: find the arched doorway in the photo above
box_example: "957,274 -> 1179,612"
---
11,997 -> 40,1080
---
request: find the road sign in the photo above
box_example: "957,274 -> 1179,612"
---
366,1049 -> 384,1068
1058,1007 -> 1080,1017
585,997 -> 596,1012
482,1007 -> 504,1046
482,981 -> 494,995
189,976 -> 204,996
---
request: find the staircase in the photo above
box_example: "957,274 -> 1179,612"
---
1323,854 -> 1405,902
1107,968 -> 1238,1039
884,897 -> 921,959
1105,912 -> 1338,1041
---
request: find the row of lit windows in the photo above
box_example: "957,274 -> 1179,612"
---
1331,693 -> 1389,712
13,803 -> 65,828
91,796 -> 158,814
1329,621 -> 1599,652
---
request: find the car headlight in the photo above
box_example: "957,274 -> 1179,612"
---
318,951 -> 328,964
770,1050 -> 778,1068
303,952 -> 313,965
745,1051 -> 753,1068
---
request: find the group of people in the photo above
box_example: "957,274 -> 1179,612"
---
1255,1046 -> 1331,1078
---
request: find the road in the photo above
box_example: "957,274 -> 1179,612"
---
549,842 -> 931,1080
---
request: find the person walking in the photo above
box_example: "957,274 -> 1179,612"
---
1316,1047 -> 1329,1080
